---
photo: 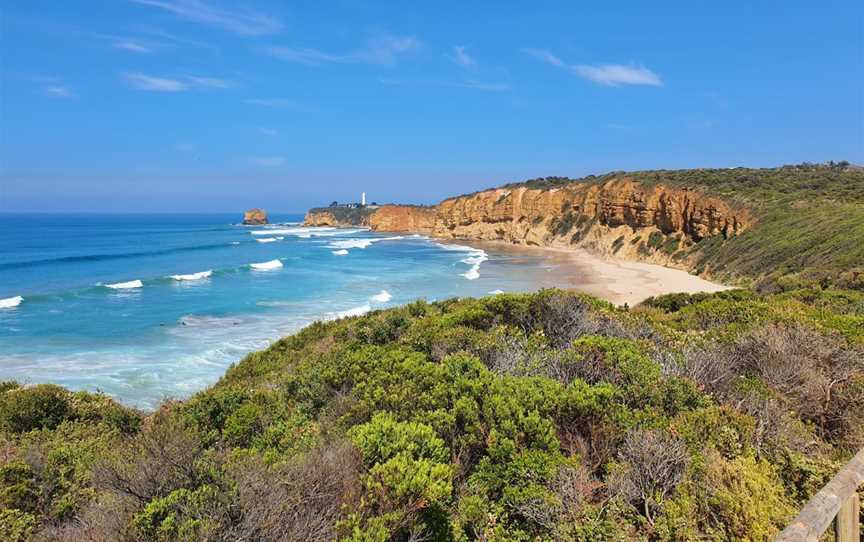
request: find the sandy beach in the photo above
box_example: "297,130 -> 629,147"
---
465,240 -> 730,306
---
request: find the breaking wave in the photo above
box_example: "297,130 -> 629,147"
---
370,290 -> 392,303
0,296 -> 23,309
249,259 -> 283,270
170,270 -> 212,281
104,280 -> 143,290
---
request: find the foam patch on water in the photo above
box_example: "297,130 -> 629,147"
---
335,303 -> 372,319
328,236 -> 405,250
250,226 -> 364,238
249,259 -> 283,270
332,249 -> 349,256
0,296 -> 23,309
435,243 -> 488,280
370,290 -> 392,303
170,270 -> 212,281
105,280 -> 143,289
256,237 -> 278,243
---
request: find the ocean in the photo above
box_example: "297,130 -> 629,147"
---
0,213 -> 577,408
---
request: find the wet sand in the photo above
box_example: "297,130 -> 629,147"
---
468,240 -> 730,306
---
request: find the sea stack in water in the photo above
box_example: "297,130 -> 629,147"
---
243,208 -> 268,225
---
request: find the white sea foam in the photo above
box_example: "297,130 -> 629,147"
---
336,303 -> 371,319
332,249 -> 349,256
0,296 -> 23,309
230,241 -> 241,245
105,280 -> 143,289
370,290 -> 392,303
170,270 -> 212,281
329,239 -> 374,249
249,259 -> 283,270
328,236 -> 405,250
435,243 -> 488,280
250,226 -> 362,238
256,237 -> 278,243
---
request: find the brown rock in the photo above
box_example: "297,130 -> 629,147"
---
243,208 -> 268,225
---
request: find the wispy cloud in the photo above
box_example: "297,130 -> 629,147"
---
523,48 -> 662,87
124,73 -> 234,91
113,40 -> 153,53
45,86 -> 74,98
185,76 -> 233,88
572,64 -> 662,86
449,46 -> 476,69
257,127 -> 278,136
263,34 -> 422,66
380,78 -> 510,92
251,156 -> 285,167
130,0 -> 282,36
125,73 -> 188,91
523,48 -> 565,67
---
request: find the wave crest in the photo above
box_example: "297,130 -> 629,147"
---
170,270 -> 212,281
249,259 -> 283,270
370,290 -> 392,303
0,296 -> 23,309
105,280 -> 143,290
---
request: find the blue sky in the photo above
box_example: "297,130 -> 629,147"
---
1,1 -> 862,212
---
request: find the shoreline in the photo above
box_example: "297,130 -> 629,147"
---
444,238 -> 731,306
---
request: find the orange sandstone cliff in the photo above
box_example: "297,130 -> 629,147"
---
305,177 -> 752,273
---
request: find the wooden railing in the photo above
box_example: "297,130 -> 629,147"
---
775,447 -> 864,541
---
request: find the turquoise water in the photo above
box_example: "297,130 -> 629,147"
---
0,214 -> 571,407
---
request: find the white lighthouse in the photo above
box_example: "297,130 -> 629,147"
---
361,192 -> 366,206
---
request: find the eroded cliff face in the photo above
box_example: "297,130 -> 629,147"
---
304,178 -> 752,273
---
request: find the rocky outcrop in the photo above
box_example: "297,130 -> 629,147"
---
243,208 -> 268,225
304,177 -> 752,274
303,207 -> 377,227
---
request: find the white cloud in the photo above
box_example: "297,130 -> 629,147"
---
113,40 -> 152,53
125,73 -> 188,91
251,157 -> 285,167
264,47 -> 342,65
257,127 -> 278,136
450,46 -> 476,69
185,76 -> 233,88
572,64 -> 662,86
130,0 -> 282,36
45,86 -> 73,98
524,48 -> 662,87
124,73 -> 234,91
380,78 -> 510,92
263,33 -> 422,66
522,48 -> 565,67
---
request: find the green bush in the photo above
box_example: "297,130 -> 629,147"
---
0,384 -> 72,433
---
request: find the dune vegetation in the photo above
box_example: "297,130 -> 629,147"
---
2,283 -> 863,540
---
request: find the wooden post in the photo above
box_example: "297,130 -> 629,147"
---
775,448 -> 864,541
834,492 -> 859,542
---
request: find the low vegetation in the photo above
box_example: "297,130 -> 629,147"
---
2,284 -> 863,540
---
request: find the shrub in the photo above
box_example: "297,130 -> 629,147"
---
608,429 -> 690,524
0,385 -> 72,433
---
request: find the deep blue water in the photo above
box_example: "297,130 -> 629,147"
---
0,213 -> 572,407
